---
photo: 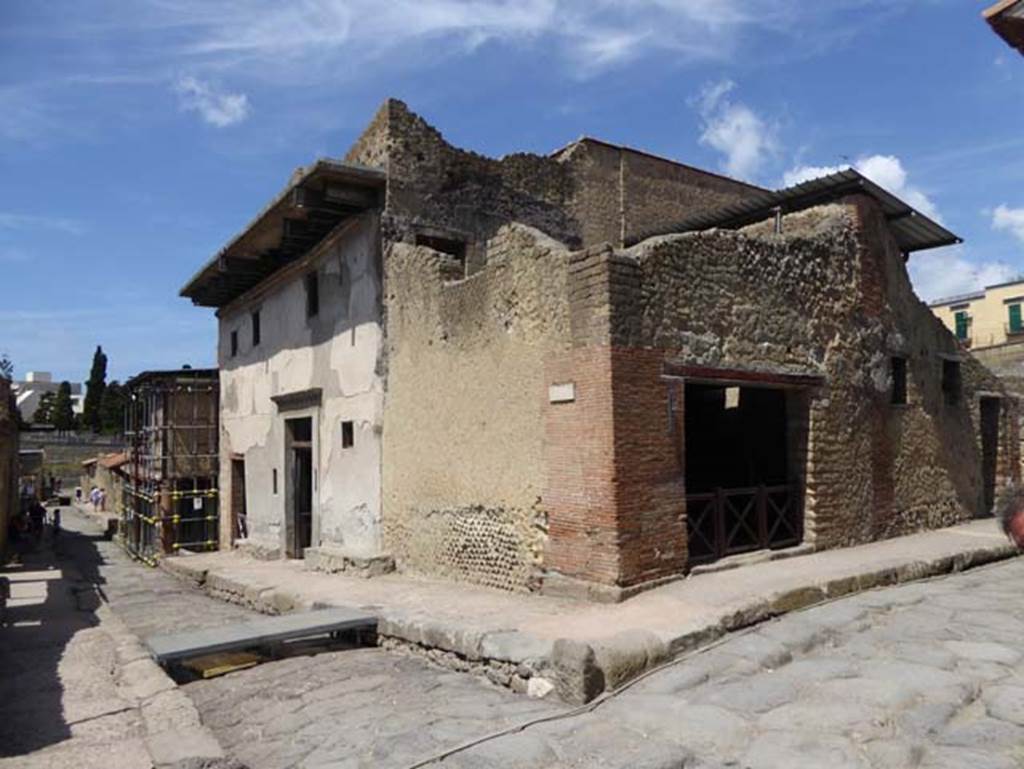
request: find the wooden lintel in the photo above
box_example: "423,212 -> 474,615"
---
662,362 -> 825,389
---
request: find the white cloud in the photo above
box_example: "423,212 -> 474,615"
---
0,212 -> 85,235
993,205 -> 1024,246
909,248 -> 1017,304
174,76 -> 250,127
783,154 -> 940,222
695,80 -> 779,180
91,1 -> 919,81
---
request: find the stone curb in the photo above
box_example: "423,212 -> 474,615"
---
158,537 -> 1019,705
102,597 -> 234,769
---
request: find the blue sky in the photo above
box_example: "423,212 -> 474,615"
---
2,1 -> 1023,383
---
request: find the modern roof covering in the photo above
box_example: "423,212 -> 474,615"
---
928,290 -> 986,308
125,368 -> 219,389
181,160 -> 385,308
629,168 -> 961,254
985,0 -> 1024,55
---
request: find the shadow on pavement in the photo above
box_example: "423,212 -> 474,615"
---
0,512 -> 109,757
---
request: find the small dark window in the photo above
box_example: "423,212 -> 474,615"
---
251,310 -> 261,346
341,420 -> 354,448
230,330 -> 239,358
891,357 -> 907,405
305,271 -> 319,319
942,359 -> 961,406
272,468 -> 278,495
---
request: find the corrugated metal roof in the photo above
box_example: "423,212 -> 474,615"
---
627,168 -> 962,254
985,0 -> 1024,54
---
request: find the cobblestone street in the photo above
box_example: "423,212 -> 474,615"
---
10,508 -> 1024,768
435,561 -> 1024,769
186,558 -> 1024,769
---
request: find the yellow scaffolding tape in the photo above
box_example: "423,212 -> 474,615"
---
169,489 -> 219,499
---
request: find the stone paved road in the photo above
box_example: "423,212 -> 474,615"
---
185,555 -> 1024,768
31,509 -> 1024,769
438,559 -> 1024,769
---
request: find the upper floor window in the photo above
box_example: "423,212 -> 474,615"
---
890,357 -> 907,406
1008,303 -> 1023,335
230,330 -> 239,358
953,310 -> 970,341
305,271 -> 319,319
251,310 -> 261,346
942,359 -> 961,406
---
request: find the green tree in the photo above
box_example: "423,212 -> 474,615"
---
82,345 -> 107,433
53,381 -> 76,432
99,380 -> 127,434
0,353 -> 12,381
33,391 -> 56,424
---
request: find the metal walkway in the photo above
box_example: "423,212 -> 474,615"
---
145,607 -> 377,665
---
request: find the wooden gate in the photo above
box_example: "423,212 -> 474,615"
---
686,484 -> 801,567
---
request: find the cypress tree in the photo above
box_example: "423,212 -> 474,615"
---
82,345 -> 107,433
53,381 -> 75,433
99,380 -> 127,434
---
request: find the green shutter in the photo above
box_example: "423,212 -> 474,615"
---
955,312 -> 969,340
1010,304 -> 1022,333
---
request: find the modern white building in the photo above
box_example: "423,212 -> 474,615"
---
13,371 -> 85,422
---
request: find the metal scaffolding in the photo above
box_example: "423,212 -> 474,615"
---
121,368 -> 219,564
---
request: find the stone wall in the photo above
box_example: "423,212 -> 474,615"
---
345,100 -> 760,274
0,379 -> 17,556
583,196 -> 1016,580
381,224 -> 573,590
379,194 -> 1018,596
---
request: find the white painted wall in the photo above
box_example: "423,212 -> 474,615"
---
217,214 -> 384,557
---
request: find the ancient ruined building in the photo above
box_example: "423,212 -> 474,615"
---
181,99 -> 1020,601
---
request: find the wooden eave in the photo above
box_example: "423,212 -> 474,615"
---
180,160 -> 385,308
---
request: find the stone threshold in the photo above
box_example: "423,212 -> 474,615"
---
688,542 -> 816,576
158,521 -> 1020,706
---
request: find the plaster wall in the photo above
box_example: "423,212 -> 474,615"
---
217,214 -> 384,557
381,224 -> 573,590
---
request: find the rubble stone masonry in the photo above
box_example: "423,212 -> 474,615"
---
382,189 -> 1019,596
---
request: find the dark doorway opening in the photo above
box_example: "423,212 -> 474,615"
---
231,458 -> 247,543
285,417 -> 314,558
980,397 -> 1001,516
684,383 -> 804,566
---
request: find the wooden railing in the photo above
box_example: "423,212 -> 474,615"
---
686,484 -> 801,567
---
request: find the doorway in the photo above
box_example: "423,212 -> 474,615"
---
684,383 -> 803,566
230,458 -> 247,543
285,417 -> 314,558
980,396 -> 1001,516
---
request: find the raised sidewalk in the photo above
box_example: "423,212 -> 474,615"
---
160,519 -> 1018,704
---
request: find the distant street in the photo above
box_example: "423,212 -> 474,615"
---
6,508 -> 1024,769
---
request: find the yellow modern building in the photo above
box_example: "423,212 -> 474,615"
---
930,278 -> 1024,351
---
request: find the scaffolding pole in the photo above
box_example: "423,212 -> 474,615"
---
120,369 -> 219,565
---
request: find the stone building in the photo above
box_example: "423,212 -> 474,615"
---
182,100 -> 1020,600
